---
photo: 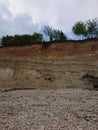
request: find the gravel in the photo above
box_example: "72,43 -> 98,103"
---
0,88 -> 98,130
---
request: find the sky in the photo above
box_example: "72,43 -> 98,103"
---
0,0 -> 98,39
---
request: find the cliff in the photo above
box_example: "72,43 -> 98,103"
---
0,39 -> 98,91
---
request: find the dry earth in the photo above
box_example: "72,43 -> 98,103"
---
0,88 -> 98,130
0,54 -> 98,91
0,40 -> 98,129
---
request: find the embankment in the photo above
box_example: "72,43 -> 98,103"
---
0,40 -> 98,90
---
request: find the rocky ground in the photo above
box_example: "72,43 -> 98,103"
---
0,88 -> 98,130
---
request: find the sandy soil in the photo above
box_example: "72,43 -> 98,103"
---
0,40 -> 98,130
0,88 -> 98,130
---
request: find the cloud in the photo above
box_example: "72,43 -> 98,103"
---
8,14 -> 39,35
0,0 -> 12,18
0,0 -> 39,37
0,0 -> 98,37
9,0 -> 98,30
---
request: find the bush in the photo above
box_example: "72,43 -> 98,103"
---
1,33 -> 43,47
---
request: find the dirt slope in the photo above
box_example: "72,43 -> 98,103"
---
0,40 -> 98,130
0,40 -> 98,58
0,40 -> 98,90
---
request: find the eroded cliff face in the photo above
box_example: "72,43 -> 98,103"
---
0,40 -> 98,90
0,57 -> 98,91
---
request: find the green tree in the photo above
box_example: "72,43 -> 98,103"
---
1,35 -> 13,46
53,30 -> 66,41
43,25 -> 54,41
86,19 -> 98,38
72,21 -> 87,39
72,18 -> 98,39
13,35 -> 23,45
22,34 -> 32,44
43,25 -> 66,41
59,31 -> 67,41
52,29 -> 61,41
1,33 -> 43,47
32,32 -> 43,42
96,31 -> 98,38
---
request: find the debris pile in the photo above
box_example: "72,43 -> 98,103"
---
82,74 -> 98,90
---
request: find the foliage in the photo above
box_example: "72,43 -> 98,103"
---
53,30 -> 66,41
1,33 -> 43,47
32,32 -> 43,42
42,26 -> 54,41
86,19 -> 98,38
2,36 -> 14,46
59,31 -> 67,41
42,25 -> 66,41
1,18 -> 98,47
72,21 -> 86,38
72,18 -> 98,39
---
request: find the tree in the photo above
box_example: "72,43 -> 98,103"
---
32,32 -> 43,42
95,18 -> 98,38
59,31 -> 67,41
72,18 -> 98,39
42,25 -> 66,41
52,29 -> 61,41
72,21 -> 87,39
53,30 -> 66,41
86,19 -> 98,38
96,31 -> 98,38
1,35 -> 14,46
42,25 -> 54,41
1,33 -> 43,47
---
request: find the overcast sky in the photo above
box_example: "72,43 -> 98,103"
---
0,0 -> 98,38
